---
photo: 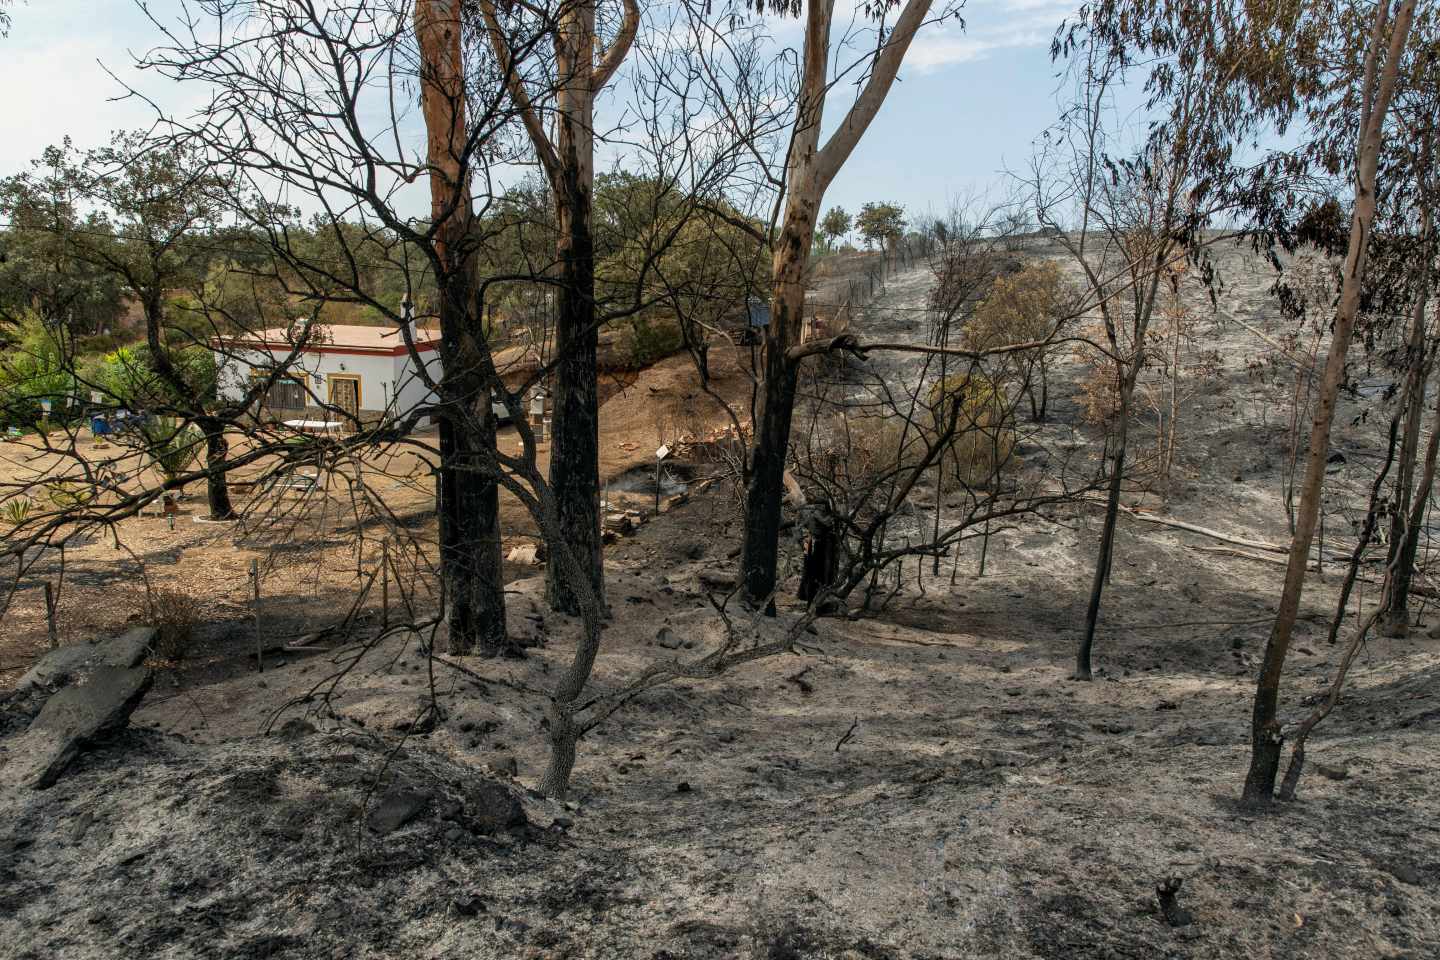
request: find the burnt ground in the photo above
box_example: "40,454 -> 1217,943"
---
1,239 -> 1439,958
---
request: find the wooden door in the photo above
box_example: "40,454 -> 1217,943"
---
328,375 -> 361,423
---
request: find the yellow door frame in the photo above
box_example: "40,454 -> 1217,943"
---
327,373 -> 362,416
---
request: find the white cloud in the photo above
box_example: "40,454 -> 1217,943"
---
906,0 -> 1077,73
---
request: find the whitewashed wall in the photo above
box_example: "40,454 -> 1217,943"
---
214,345 -> 441,425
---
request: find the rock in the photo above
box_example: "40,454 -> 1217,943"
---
1388,862 -> 1424,885
1091,721 -> 1134,735
506,544 -> 540,566
1314,761 -> 1349,781
655,628 -> 682,650
367,789 -> 431,835
698,568 -> 739,592
275,718 -> 318,740
468,780 -> 527,834
3,665 -> 154,789
453,893 -> 486,916
678,541 -> 707,561
493,754 -> 519,778
552,816 -> 573,831
12,627 -> 156,695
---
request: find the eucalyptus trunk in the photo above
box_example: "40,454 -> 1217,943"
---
1243,0 -> 1414,805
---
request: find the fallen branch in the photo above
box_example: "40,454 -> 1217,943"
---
1117,504 -> 1354,561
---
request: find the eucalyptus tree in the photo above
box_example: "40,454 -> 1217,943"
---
734,0 -> 949,612
474,0 -> 640,615
1063,0 -> 1420,802
1241,0 -> 1417,805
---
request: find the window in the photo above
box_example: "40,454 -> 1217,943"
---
251,370 -> 308,411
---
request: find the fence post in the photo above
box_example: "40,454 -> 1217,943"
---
250,558 -> 263,672
44,582 -> 57,649
381,539 -> 390,631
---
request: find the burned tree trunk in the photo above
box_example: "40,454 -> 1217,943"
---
738,0 -> 933,609
197,415 -> 235,521
544,10 -> 604,613
417,0 -> 506,655
741,232 -> 811,611
479,0 -> 637,616
1379,206 -> 1435,637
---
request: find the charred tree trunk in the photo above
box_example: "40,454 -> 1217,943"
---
1243,0 -> 1414,806
417,0 -> 506,655
1076,408 -> 1130,680
197,415 -> 235,521
738,0 -> 932,608
741,259 -> 808,611
544,160 -> 604,614
1076,261 -> 1163,679
1379,207 -> 1434,637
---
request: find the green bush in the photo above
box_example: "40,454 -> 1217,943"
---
926,373 -> 1017,489
628,315 -> 683,368
138,417 -> 204,483
2,498 -> 35,526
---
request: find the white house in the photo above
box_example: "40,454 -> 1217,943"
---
212,322 -> 444,427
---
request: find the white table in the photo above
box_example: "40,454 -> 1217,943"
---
283,419 -> 344,435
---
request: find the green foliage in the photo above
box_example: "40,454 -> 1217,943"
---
137,417 -> 204,483
0,143 -> 127,336
819,206 -> 851,250
45,480 -> 94,508
2,497 -> 34,526
83,343 -> 218,410
0,315 -> 80,429
855,202 -> 907,251
627,316 -> 684,368
926,373 -> 1016,488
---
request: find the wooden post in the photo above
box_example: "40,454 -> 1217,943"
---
44,582 -> 57,649
250,558 -> 263,672
381,539 -> 390,631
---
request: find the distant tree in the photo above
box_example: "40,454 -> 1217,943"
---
28,133 -> 239,520
855,201 -> 906,252
0,149 -> 126,338
819,206 -> 851,252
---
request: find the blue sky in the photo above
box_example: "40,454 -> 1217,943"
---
0,0 -> 1079,228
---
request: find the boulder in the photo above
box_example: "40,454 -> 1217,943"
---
467,780 -> 527,834
12,627 -> 156,696
698,568 -> 739,592
367,788 -> 432,835
506,544 -> 540,566
2,665 -> 154,789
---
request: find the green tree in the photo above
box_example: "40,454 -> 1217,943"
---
966,261 -> 1075,420
855,202 -> 906,252
0,145 -> 126,338
819,206 -> 851,252
28,132 -> 237,519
